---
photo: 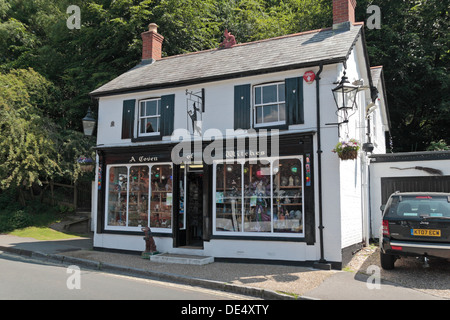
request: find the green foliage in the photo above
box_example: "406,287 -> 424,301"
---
427,140 -> 450,151
0,200 -> 61,233
0,0 -> 447,207
0,68 -> 60,189
357,0 -> 450,152
7,210 -> 32,230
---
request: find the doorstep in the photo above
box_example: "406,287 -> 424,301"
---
149,253 -> 214,265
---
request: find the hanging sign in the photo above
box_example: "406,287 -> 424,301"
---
303,71 -> 316,84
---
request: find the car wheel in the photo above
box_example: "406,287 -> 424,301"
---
380,251 -> 396,270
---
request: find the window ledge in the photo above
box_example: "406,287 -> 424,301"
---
132,135 -> 162,142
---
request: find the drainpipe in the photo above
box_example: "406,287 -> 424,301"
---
315,64 -> 329,268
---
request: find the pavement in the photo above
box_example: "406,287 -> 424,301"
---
0,234 -> 445,300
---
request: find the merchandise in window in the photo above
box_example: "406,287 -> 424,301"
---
107,166 -> 128,227
128,166 -> 149,227
243,161 -> 272,232
272,159 -> 303,233
215,163 -> 242,232
214,157 -> 304,236
178,166 -> 186,230
105,164 -> 173,231
254,83 -> 286,126
139,99 -> 161,136
150,165 -> 173,229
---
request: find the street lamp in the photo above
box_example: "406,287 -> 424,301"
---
82,107 -> 96,136
332,71 -> 359,112
325,71 -> 361,137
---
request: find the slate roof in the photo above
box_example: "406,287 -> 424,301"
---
90,25 -> 363,97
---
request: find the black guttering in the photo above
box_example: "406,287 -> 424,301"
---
314,64 -> 327,267
370,151 -> 450,163
377,67 -> 391,130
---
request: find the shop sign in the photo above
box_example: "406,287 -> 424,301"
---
128,155 -> 159,163
225,150 -> 266,159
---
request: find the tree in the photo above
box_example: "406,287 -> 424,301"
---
0,69 -> 60,204
357,0 -> 450,152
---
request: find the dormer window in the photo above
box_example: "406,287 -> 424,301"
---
254,82 -> 286,127
139,98 -> 161,136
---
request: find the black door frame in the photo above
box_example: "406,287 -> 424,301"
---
173,164 -> 211,248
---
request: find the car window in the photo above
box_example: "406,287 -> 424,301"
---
385,195 -> 450,218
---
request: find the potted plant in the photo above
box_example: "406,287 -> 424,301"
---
332,139 -> 360,160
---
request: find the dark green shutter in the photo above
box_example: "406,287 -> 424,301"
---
285,77 -> 304,125
161,94 -> 175,136
122,99 -> 135,139
234,84 -> 251,130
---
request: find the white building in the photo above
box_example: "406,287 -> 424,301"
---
89,0 -> 390,269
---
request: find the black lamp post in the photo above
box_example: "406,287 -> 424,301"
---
332,71 -> 359,111
82,107 -> 96,136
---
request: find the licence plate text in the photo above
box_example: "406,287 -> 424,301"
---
411,229 -> 441,237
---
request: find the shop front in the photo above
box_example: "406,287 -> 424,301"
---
95,132 -> 316,263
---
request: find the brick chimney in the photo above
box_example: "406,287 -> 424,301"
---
141,23 -> 164,61
333,0 -> 357,29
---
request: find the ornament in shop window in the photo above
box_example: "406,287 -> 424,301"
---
303,71 -> 316,84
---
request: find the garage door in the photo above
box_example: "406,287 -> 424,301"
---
381,176 -> 450,204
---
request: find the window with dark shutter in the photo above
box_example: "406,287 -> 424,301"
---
122,99 -> 136,139
160,94 -> 175,137
234,84 -> 251,130
138,98 -> 161,136
131,94 -> 175,142
254,82 -> 286,127
285,77 -> 304,125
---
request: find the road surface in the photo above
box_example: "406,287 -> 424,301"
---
0,252 -> 250,300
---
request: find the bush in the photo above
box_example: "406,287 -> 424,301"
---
8,210 -> 32,230
0,201 -> 60,233
0,210 -> 32,233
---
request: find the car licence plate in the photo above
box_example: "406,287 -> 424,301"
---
411,229 -> 441,237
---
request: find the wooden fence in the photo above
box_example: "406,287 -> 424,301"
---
26,181 -> 92,212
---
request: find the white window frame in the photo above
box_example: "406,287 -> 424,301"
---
212,156 -> 305,238
104,163 -> 173,233
253,82 -> 286,128
138,98 -> 161,137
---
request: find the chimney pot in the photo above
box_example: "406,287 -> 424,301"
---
148,23 -> 158,33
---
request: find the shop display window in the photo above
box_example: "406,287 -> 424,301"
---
215,163 -> 242,232
128,166 -> 149,227
107,166 -> 128,227
214,157 -> 304,236
105,163 -> 172,231
272,158 -> 303,233
150,165 -> 173,229
243,161 -> 272,232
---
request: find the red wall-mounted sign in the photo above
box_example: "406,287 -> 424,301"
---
303,71 -> 316,84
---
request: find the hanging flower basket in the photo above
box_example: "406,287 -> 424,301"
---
332,139 -> 360,161
77,156 -> 94,172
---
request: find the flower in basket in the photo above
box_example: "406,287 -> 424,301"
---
77,156 -> 94,172
332,139 -> 360,160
